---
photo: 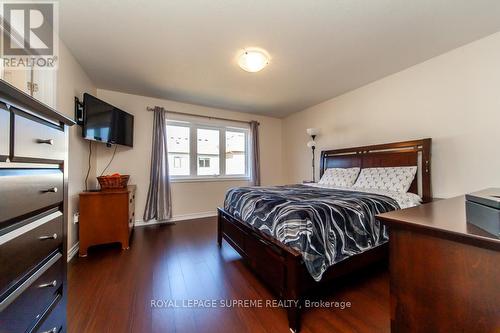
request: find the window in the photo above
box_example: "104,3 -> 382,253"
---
197,128 -> 219,176
167,124 -> 190,176
226,131 -> 246,175
167,120 -> 250,181
198,158 -> 211,168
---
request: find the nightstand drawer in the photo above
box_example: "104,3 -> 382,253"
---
13,112 -> 65,162
0,169 -> 63,225
0,253 -> 63,333
0,211 -> 63,295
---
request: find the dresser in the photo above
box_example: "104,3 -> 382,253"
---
377,196 -> 500,333
78,186 -> 136,257
0,80 -> 74,332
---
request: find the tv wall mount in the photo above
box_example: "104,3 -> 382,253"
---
74,97 -> 84,126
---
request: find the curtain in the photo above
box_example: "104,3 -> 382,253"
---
250,120 -> 261,186
143,106 -> 172,221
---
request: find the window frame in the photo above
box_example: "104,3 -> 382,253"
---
167,119 -> 251,182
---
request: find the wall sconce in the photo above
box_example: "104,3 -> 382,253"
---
306,128 -> 319,182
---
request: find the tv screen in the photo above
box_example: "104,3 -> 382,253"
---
82,93 -> 134,147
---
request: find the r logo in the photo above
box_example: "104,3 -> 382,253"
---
2,3 -> 54,56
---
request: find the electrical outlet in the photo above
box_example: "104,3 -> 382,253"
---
73,212 -> 79,224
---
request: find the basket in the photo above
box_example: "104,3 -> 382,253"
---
97,175 -> 130,190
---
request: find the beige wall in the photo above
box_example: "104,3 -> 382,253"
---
283,32 -> 500,198
57,41 -> 97,250
94,89 -> 284,221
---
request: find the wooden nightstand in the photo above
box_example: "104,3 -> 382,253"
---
78,185 -> 136,256
377,196 -> 499,333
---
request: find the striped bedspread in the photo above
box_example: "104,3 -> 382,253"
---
223,185 -> 400,281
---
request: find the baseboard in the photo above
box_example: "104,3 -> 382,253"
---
134,211 -> 217,227
67,242 -> 79,262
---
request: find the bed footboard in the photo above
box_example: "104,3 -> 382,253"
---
218,208 -> 303,332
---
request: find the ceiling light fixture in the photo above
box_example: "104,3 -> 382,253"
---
238,48 -> 270,73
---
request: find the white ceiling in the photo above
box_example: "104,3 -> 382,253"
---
59,0 -> 500,118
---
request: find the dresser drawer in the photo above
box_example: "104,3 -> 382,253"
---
0,103 -> 9,160
0,253 -> 62,333
33,293 -> 65,333
12,112 -> 65,162
0,169 -> 63,225
0,211 -> 63,295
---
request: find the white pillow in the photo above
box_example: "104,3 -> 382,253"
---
318,167 -> 361,187
352,167 -> 417,193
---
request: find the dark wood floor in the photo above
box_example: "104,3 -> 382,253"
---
68,217 -> 390,333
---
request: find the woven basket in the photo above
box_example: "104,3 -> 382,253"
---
97,175 -> 130,190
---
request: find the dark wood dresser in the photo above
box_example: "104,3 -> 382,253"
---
0,80 -> 74,332
78,185 -> 136,257
378,196 -> 500,333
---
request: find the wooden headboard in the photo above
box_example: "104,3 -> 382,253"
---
320,138 -> 432,203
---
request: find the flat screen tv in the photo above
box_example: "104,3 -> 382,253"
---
82,93 -> 134,147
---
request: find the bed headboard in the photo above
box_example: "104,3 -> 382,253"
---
320,138 -> 432,203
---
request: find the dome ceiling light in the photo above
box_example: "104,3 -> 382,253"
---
237,48 -> 270,73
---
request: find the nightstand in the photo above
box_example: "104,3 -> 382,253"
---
79,185 -> 136,256
377,196 -> 499,333
302,180 -> 315,184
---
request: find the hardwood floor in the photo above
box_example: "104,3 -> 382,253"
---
68,217 -> 390,333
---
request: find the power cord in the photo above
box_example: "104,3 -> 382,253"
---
100,144 -> 118,176
84,141 -> 92,191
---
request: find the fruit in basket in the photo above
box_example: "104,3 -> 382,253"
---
103,173 -> 121,178
97,173 -> 130,190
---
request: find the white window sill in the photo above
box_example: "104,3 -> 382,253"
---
170,176 -> 251,183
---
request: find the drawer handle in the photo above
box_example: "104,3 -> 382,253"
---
40,327 -> 58,333
38,280 -> 57,288
37,139 -> 54,145
43,187 -> 58,193
39,233 -> 58,240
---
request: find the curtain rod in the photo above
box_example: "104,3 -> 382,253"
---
146,106 -> 259,126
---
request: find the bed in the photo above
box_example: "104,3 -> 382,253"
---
217,139 -> 432,332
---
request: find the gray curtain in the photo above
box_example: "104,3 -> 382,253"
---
143,106 -> 172,221
250,120 -> 261,186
